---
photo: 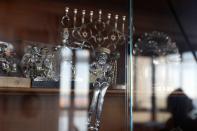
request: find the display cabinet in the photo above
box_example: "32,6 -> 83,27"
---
0,0 -> 131,131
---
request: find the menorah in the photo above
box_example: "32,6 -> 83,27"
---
61,7 -> 126,51
61,7 -> 127,131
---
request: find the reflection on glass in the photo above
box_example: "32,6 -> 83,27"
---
134,56 -> 152,109
74,50 -> 90,108
74,49 -> 90,131
133,35 -> 197,131
59,47 -> 72,131
59,48 -> 90,131
134,52 -> 197,120
59,110 -> 69,131
133,31 -> 187,131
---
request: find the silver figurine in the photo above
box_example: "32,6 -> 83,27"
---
88,48 -> 113,131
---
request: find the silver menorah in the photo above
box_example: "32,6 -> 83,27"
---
61,7 -> 126,50
61,7 -> 127,131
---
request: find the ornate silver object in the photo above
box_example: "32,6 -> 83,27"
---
61,7 -> 127,130
133,31 -> 179,56
61,8 -> 126,51
133,31 -> 180,63
21,43 -> 60,81
0,41 -> 18,75
88,48 -> 113,130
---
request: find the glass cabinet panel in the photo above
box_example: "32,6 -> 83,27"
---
133,0 -> 197,131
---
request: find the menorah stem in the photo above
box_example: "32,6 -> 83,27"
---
98,10 -> 102,22
90,11 -> 94,23
61,7 -> 70,27
106,13 -> 111,25
82,10 -> 86,24
115,15 -> 119,30
122,16 -> 126,33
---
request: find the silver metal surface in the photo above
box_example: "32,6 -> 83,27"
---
88,51 -> 112,130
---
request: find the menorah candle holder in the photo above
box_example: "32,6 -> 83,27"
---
61,7 -> 127,131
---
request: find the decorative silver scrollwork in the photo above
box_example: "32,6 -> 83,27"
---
21,43 -> 60,81
133,31 -> 180,64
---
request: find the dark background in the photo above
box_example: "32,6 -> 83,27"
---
134,0 -> 197,55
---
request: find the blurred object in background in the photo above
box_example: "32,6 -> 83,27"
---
0,41 -> 20,76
